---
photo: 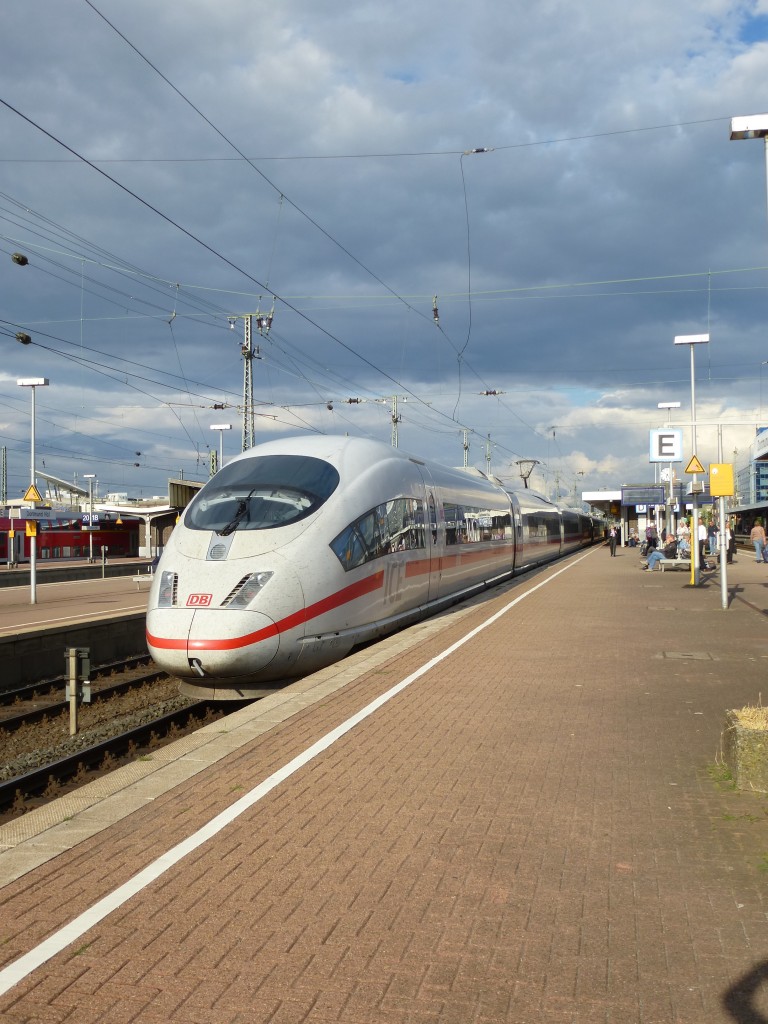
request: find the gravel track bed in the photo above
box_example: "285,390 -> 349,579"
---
0,678 -> 195,781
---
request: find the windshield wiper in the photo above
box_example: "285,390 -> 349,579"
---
217,492 -> 253,536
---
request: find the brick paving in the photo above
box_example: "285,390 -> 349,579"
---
0,545 -> 767,1022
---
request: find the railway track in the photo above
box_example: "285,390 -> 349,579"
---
1,666 -> 169,730
0,699 -> 228,821
0,653 -> 154,705
0,657 -> 239,822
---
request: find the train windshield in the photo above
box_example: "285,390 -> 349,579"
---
184,455 -> 340,534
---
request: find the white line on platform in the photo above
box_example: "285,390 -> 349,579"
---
0,551 -> 591,998
0,607 -> 146,631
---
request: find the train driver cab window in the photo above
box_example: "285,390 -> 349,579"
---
185,455 -> 340,534
331,497 -> 425,571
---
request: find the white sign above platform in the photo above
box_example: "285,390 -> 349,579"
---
649,429 -> 683,463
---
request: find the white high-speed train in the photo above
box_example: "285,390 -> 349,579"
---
146,435 -> 600,699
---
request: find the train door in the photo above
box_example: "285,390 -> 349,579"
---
509,494 -> 522,570
8,528 -> 24,565
427,488 -> 442,601
412,463 -> 442,603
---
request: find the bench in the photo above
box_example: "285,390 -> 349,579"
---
658,557 -> 691,572
133,573 -> 154,590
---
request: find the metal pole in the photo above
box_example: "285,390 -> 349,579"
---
689,344 -> 700,586
242,315 -> 255,451
662,407 -> 675,537
29,386 -> 37,605
88,479 -> 94,563
717,425 -> 728,610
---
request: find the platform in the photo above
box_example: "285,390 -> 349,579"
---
1,545 -> 767,1022
0,573 -> 150,687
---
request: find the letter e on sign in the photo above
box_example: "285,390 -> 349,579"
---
649,428 -> 683,463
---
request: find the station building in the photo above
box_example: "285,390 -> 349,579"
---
735,426 -> 768,507
2,472 -> 203,564
582,482 -> 716,543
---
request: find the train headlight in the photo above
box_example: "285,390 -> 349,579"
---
157,571 -> 177,607
224,571 -> 274,608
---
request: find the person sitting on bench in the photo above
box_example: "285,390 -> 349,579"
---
642,536 -> 678,571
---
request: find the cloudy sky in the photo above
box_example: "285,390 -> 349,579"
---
2,0 -> 768,503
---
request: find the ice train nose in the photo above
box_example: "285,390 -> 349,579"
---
187,608 -> 280,676
147,608 -> 279,679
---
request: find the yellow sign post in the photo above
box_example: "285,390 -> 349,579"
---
683,455 -> 706,585
709,463 -> 735,611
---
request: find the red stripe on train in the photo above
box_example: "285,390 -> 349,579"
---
147,570 -> 385,652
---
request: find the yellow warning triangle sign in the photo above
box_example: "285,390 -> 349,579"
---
23,484 -> 42,502
684,455 -> 705,475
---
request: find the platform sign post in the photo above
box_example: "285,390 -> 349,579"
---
17,377 -> 49,604
66,646 -> 91,736
649,424 -> 682,537
710,459 -> 735,611
684,454 -> 705,586
674,333 -> 709,586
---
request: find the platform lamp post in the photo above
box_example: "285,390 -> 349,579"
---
673,334 -> 709,585
83,474 -> 96,563
658,401 -> 681,538
17,377 -> 49,604
730,114 -> 768,223
209,424 -> 231,475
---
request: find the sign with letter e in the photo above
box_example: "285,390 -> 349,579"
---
709,463 -> 735,497
649,428 -> 683,463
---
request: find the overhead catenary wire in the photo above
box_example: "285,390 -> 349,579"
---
80,0 -> 446,339
0,115 -> 732,164
0,96 -> 453,426
78,3 -> 545,451
4,11 -> 753,487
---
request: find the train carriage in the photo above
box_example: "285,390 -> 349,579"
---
147,435 -> 599,699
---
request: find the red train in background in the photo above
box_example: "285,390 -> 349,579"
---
0,512 -> 140,563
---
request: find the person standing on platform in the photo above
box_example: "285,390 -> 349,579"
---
707,520 -> 718,555
645,523 -> 658,553
725,521 -> 734,564
608,525 -> 618,556
698,518 -> 708,563
750,519 -> 766,563
677,518 -> 690,547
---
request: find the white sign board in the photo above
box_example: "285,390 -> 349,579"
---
19,507 -> 56,520
649,428 -> 683,463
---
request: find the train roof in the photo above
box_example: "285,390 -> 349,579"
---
227,436 -> 597,515
228,434 -> 501,484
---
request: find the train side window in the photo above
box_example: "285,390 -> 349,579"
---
443,503 -> 510,544
443,502 -> 465,545
330,525 -> 368,570
330,497 -> 426,571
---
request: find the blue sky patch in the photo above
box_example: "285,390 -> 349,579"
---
740,12 -> 768,43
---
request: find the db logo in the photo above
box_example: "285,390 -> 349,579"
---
187,593 -> 212,607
